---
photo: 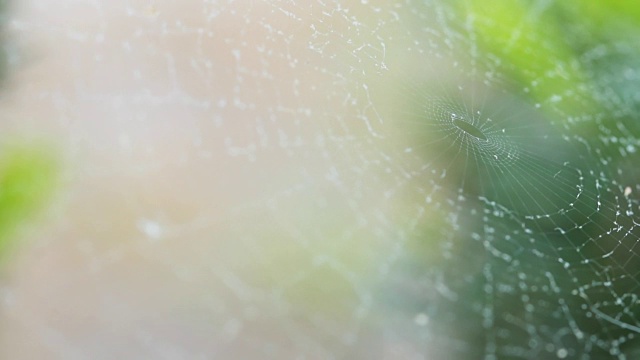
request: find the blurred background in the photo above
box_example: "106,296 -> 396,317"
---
1,0 -> 640,359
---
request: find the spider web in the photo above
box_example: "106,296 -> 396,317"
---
2,0 -> 640,359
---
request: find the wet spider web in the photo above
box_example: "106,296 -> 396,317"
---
3,0 -> 640,359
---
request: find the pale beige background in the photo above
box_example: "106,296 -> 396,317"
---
0,1 -> 445,359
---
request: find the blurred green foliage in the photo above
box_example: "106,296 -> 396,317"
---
566,0 -> 640,32
461,0 -> 596,119
0,2 -> 58,264
0,145 -> 58,261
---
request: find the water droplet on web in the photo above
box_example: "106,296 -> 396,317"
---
556,348 -> 568,358
137,219 -> 163,240
414,313 -> 429,326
